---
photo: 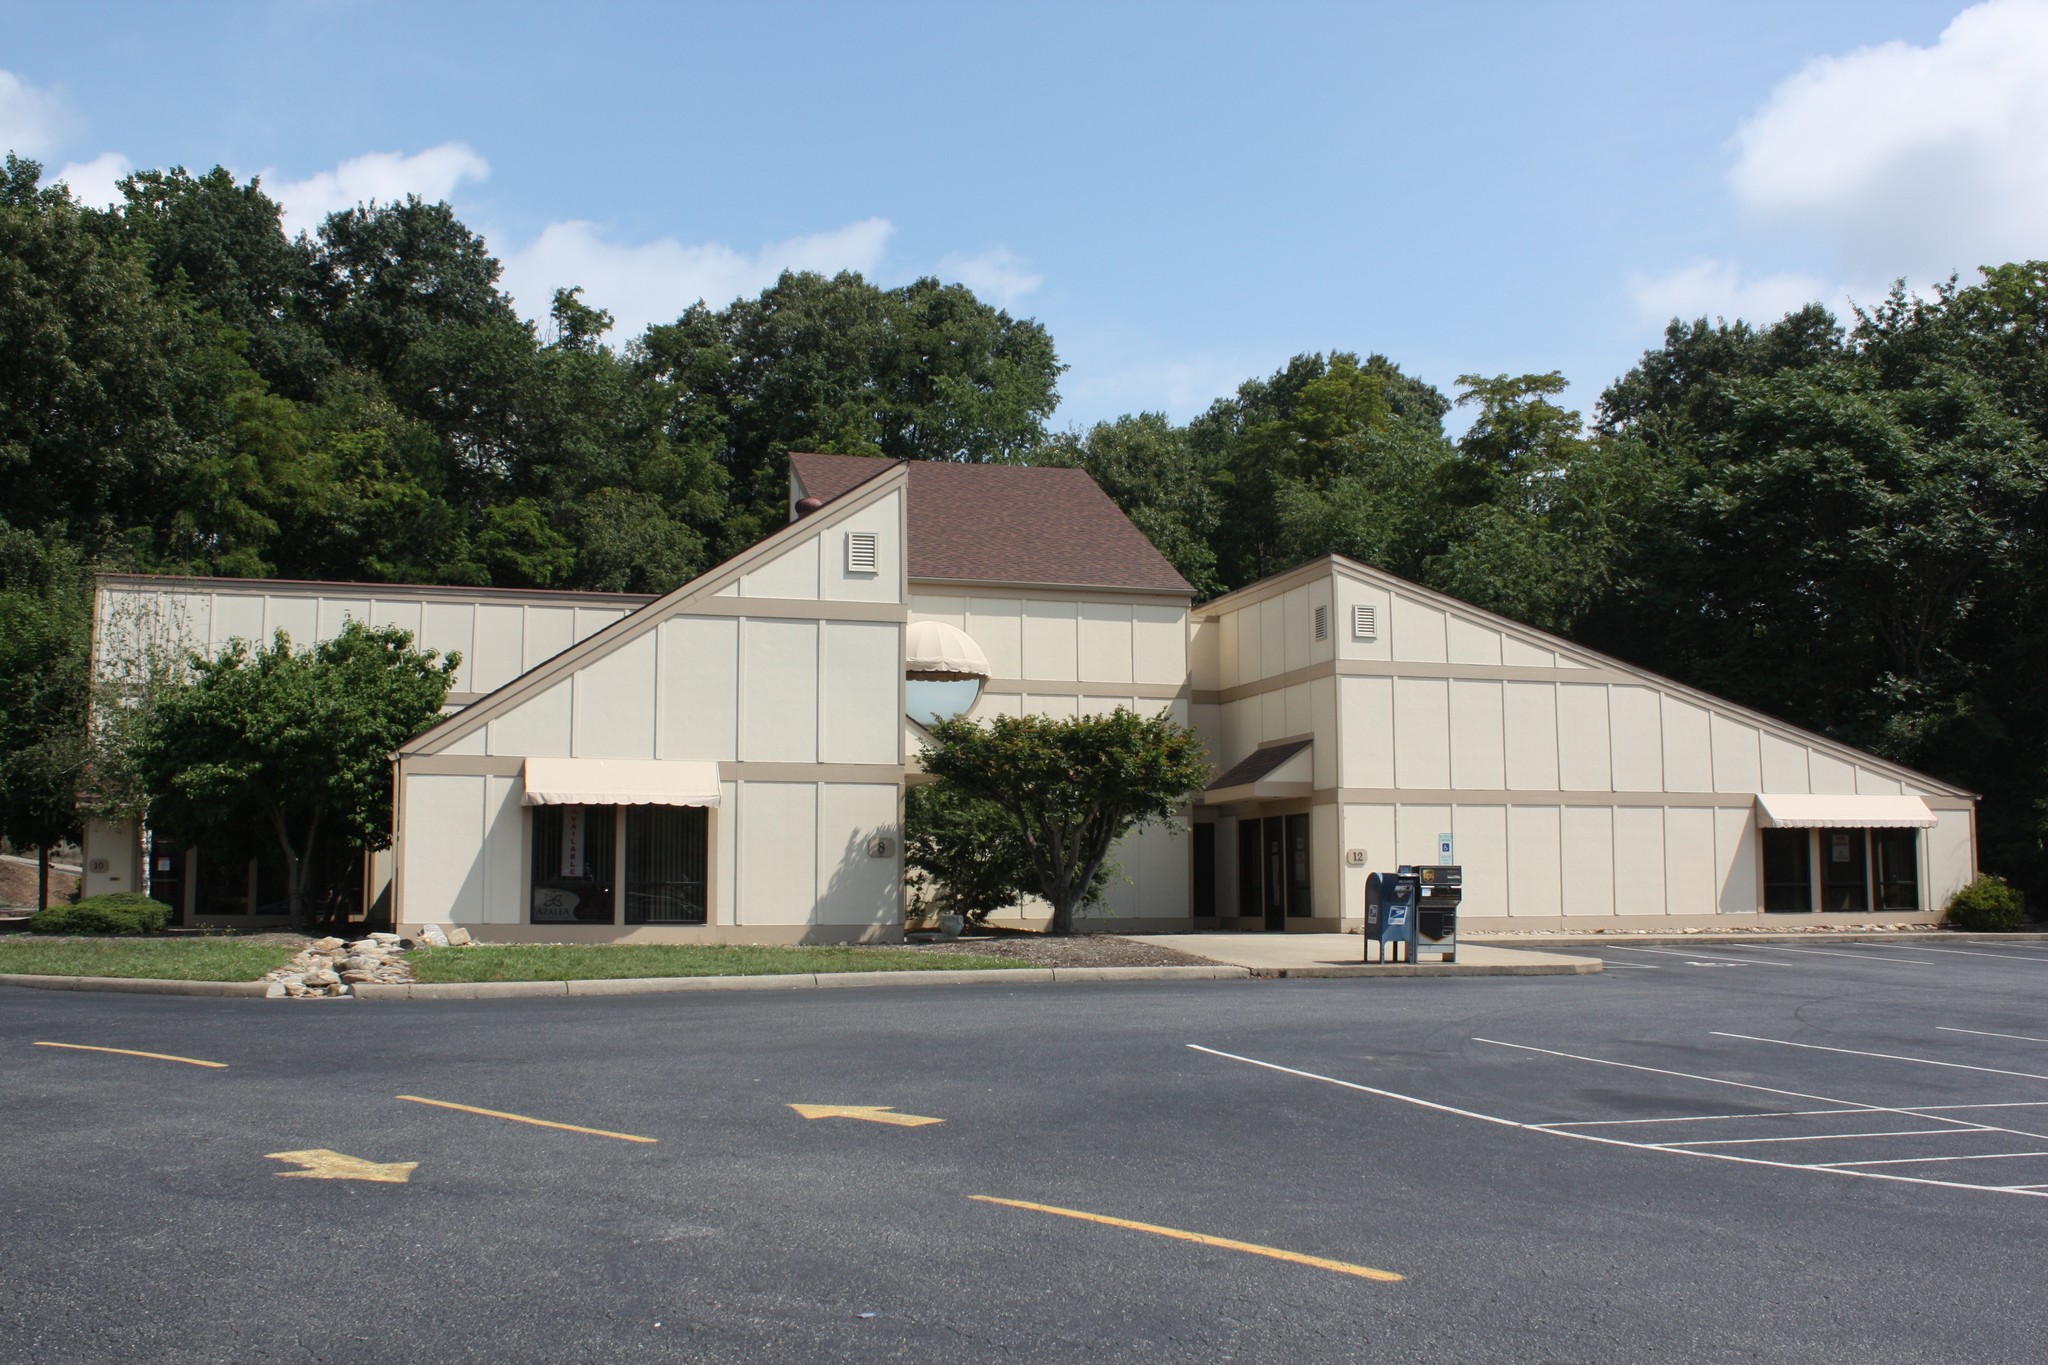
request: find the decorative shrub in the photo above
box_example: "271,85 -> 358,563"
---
1943,875 -> 2027,933
25,893 -> 172,936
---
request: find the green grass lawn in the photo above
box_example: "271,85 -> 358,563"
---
408,943 -> 1025,982
0,937 -> 297,981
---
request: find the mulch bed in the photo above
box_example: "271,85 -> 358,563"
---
882,927 -> 1221,967
0,859 -> 80,913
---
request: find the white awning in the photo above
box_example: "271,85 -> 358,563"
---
905,619 -> 991,680
1755,792 -> 1936,829
521,758 -> 721,807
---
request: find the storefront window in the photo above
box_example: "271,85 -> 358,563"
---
1819,830 -> 1870,912
1762,828 -> 1918,914
624,806 -> 708,925
531,804 -> 616,923
1761,829 -> 1812,912
1874,829 -> 1920,911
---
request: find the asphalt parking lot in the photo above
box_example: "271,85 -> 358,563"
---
3,940 -> 2045,1364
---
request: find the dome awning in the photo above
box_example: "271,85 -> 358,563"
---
905,619 -> 991,680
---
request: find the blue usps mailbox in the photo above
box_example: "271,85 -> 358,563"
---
1365,865 -> 1462,963
1363,870 -> 1419,963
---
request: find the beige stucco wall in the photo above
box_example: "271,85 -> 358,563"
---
1193,558 -> 1978,928
93,576 -> 645,701
85,576 -> 648,917
395,479 -> 910,942
908,585 -> 1195,928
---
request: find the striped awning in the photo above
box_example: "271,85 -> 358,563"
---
905,619 -> 991,680
1754,793 -> 1936,829
521,758 -> 721,807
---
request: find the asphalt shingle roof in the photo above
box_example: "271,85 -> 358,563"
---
789,452 -> 1191,594
1206,739 -> 1312,790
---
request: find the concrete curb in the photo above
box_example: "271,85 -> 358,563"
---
1,957 -> 1594,1000
1249,960 -> 1599,979
352,964 -> 1254,999
0,973 -> 270,998
1463,931 -> 2048,948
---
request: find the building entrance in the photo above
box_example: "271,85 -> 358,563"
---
1235,812 -> 1310,930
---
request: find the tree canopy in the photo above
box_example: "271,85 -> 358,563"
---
135,622 -> 457,927
6,145 -> 2048,905
917,709 -> 1210,935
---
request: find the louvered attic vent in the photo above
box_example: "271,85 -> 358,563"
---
845,531 -> 879,574
1352,604 -> 1377,640
1313,605 -> 1329,641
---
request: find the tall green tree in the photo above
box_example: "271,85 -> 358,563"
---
1041,412 -> 1221,596
638,270 -> 1062,547
136,622 -> 457,928
0,533 -> 93,908
1194,351 -> 1451,586
918,709 -> 1209,935
0,156 -> 201,554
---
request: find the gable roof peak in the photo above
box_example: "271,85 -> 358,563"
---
788,452 -> 1190,595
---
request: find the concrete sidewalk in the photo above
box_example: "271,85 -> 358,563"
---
1135,932 -> 1600,977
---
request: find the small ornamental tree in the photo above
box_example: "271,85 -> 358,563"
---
919,708 -> 1210,935
137,622 -> 457,929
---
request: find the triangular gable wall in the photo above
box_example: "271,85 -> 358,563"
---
1196,553 -> 1971,799
401,463 -> 909,758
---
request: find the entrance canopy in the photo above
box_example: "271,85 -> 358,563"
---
1754,792 -> 1935,829
1202,739 -> 1312,805
521,758 -> 721,807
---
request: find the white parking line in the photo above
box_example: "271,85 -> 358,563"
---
1538,1108 -> 1857,1128
1659,1128 -> 1968,1148
1602,945 -> 1787,966
1905,1100 -> 2048,1112
1711,1032 -> 2048,1083
1190,1043 -> 2048,1200
1595,961 -> 1663,970
1824,1150 -> 2048,1168
1480,1038 -> 2048,1145
1876,944 -> 2048,964
1938,1026 -> 2048,1045
1749,944 -> 1928,966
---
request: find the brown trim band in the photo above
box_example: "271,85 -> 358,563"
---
1197,658 -> 1632,705
403,755 -> 525,777
400,757 -> 905,785
910,578 -> 1193,603
980,680 -> 1190,700
725,763 -> 904,783
685,597 -> 905,622
1312,788 -> 1976,811
94,571 -> 654,610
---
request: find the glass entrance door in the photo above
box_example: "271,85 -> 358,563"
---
1262,818 -> 1285,931
1285,813 -> 1311,920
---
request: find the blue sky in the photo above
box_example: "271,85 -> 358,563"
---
6,0 -> 2039,431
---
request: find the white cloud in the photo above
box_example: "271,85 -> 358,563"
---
1627,258 -> 1838,327
50,150 -> 130,209
265,142 -> 490,237
0,69 -> 74,159
1059,350 -> 1256,426
936,246 -> 1043,307
498,216 -> 895,342
1731,0 -> 2048,280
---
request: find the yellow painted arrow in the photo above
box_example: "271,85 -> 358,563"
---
266,1149 -> 418,1183
788,1104 -> 943,1128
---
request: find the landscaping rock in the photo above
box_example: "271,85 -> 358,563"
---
446,927 -> 473,946
420,925 -> 450,947
263,930 -> 417,999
